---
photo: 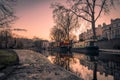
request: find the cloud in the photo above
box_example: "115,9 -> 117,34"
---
15,0 -> 54,10
13,28 -> 27,31
17,0 -> 52,5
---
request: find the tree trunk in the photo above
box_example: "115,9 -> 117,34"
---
68,32 -> 69,41
5,33 -> 8,49
92,21 -> 97,40
91,12 -> 97,40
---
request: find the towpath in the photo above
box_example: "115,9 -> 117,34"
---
6,50 -> 82,80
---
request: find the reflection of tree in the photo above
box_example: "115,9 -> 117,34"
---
80,53 -> 99,80
79,53 -> 120,80
86,54 -> 98,80
53,51 -> 73,70
92,58 -> 97,80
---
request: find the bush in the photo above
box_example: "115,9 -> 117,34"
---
0,50 -> 19,66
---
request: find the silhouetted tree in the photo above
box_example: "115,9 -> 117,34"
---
0,0 -> 17,27
51,6 -> 79,41
50,25 -> 65,42
52,0 -> 119,40
0,29 -> 12,48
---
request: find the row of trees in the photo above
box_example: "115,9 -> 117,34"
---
0,0 -> 50,50
0,29 -> 23,49
50,0 -> 119,42
0,0 -> 29,49
0,29 -> 48,49
0,0 -> 17,48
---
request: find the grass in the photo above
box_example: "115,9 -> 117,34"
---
0,50 -> 19,66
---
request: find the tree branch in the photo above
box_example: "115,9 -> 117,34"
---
69,9 -> 91,22
86,0 -> 93,12
80,8 -> 92,17
95,0 -> 106,21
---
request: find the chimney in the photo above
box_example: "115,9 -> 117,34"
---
103,23 -> 106,27
98,25 -> 101,28
111,19 -> 113,23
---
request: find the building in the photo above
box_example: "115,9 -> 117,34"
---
79,25 -> 103,40
102,23 -> 111,40
79,18 -> 120,41
102,18 -> 120,40
42,40 -> 49,49
96,25 -> 103,40
79,32 -> 86,41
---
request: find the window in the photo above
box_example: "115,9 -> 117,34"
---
118,23 -> 120,27
113,24 -> 116,27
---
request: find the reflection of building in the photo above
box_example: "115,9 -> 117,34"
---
103,18 -> 120,40
80,54 -> 120,80
79,18 -> 120,40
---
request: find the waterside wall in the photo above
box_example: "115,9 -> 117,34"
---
96,39 -> 120,49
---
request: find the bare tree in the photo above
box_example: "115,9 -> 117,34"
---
52,0 -> 119,40
0,29 -> 12,48
50,25 -> 65,42
0,0 -> 17,27
51,5 -> 79,41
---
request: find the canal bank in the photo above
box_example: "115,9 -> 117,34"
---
4,50 -> 82,80
99,49 -> 120,54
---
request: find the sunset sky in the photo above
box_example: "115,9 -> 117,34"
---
13,0 -> 120,40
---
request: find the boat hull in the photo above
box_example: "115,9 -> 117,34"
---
72,46 -> 99,54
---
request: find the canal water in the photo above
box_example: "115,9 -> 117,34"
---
40,50 -> 120,80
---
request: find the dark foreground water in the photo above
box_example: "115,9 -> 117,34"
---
40,50 -> 120,80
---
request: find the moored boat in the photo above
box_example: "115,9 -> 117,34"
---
72,40 -> 99,54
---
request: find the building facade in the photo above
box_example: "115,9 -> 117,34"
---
79,25 -> 103,40
102,18 -> 120,40
79,18 -> 120,41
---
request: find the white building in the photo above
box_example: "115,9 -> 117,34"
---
102,18 -> 120,40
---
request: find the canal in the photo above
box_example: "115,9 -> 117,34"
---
40,50 -> 120,80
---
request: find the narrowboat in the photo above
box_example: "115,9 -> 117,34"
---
72,40 -> 99,54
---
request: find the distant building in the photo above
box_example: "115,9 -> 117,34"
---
42,40 -> 49,49
14,38 -> 34,49
102,18 -> 120,40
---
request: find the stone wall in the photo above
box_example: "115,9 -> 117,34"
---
96,39 -> 120,49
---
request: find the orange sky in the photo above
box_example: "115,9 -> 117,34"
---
13,0 -> 120,40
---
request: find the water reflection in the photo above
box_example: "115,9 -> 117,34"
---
49,51 -> 73,70
46,51 -> 120,80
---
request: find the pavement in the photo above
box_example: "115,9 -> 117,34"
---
1,50 -> 82,80
99,49 -> 120,54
